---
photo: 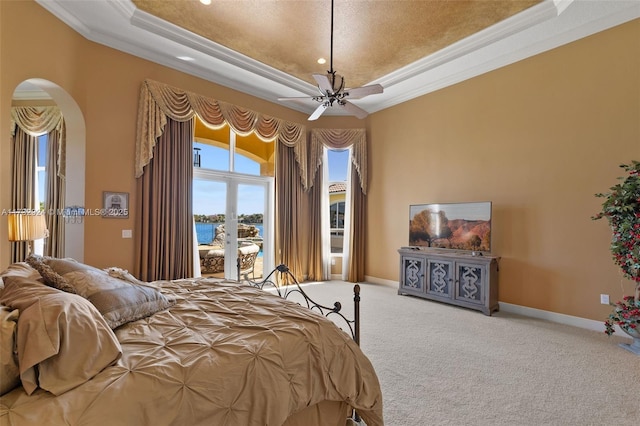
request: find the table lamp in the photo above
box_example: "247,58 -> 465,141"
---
7,211 -> 49,256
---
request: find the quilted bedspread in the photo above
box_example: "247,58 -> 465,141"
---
0,278 -> 383,425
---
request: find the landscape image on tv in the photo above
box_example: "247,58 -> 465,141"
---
409,202 -> 491,252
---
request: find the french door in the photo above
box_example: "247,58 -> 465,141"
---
194,169 -> 273,280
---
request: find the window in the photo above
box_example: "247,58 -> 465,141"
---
193,117 -> 274,280
34,134 -> 48,255
37,134 -> 47,210
327,149 -> 350,255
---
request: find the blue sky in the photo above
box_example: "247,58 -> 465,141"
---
193,144 -> 349,215
38,136 -> 347,216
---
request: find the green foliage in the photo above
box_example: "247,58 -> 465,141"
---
593,161 -> 640,335
193,213 -> 263,224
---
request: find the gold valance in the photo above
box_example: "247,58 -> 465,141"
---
136,79 -> 308,188
310,128 -> 367,194
10,106 -> 66,179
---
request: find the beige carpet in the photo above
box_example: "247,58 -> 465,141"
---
298,281 -> 640,426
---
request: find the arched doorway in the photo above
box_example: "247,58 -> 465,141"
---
11,78 -> 86,261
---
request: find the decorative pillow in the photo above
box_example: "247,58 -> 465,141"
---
25,255 -> 77,294
0,262 -> 41,280
0,276 -> 122,396
1,262 -> 43,291
40,258 -> 175,329
0,306 -> 20,395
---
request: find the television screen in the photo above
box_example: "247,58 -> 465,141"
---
409,202 -> 491,252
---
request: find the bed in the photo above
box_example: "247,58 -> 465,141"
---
0,258 -> 383,426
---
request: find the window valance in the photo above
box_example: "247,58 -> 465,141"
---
310,128 -> 367,194
10,106 -> 66,179
136,79 -> 308,187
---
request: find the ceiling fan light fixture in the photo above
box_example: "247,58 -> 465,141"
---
278,0 -> 383,121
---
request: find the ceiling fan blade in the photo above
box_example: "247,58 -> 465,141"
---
313,74 -> 334,93
278,96 -> 312,101
308,103 -> 328,121
344,84 -> 384,100
340,100 -> 369,119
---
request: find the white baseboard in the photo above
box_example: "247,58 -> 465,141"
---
362,276 -> 631,339
364,275 -> 398,288
499,302 -> 631,339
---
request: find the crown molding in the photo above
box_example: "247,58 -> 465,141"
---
32,0 -> 640,117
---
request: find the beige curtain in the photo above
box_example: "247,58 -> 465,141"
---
306,162 -> 324,281
275,143 -> 306,282
44,126 -> 65,257
136,118 -> 194,281
309,129 -> 368,282
10,127 -> 38,262
347,165 -> 366,282
10,106 -> 66,178
10,107 -> 66,262
136,79 -> 307,180
135,79 -> 308,279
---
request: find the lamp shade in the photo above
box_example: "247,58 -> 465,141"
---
7,212 -> 49,242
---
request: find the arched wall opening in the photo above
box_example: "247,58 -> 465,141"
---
11,78 -> 86,261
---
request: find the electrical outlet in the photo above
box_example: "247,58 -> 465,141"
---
600,294 -> 610,305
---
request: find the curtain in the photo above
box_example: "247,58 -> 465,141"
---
136,79 -> 308,279
10,127 -> 38,262
309,129 -> 368,282
347,163 -> 366,282
306,158 -> 325,281
136,79 -> 307,180
44,126 -> 65,257
274,142 -> 304,282
136,118 -> 194,281
10,106 -> 66,262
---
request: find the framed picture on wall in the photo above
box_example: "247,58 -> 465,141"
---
103,191 -> 129,218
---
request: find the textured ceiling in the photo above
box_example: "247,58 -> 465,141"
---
133,0 -> 541,88
22,1 -> 640,116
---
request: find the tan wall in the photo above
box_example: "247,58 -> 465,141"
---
0,0 -> 321,272
3,1 -> 639,321
366,19 -> 640,321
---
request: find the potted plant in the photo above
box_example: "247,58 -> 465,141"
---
593,161 -> 640,354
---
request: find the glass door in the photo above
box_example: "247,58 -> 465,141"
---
235,182 -> 270,280
194,170 -> 273,281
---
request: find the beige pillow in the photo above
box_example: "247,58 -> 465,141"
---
41,257 -> 175,329
0,306 -> 20,395
25,256 -> 77,294
0,276 -> 122,395
1,262 -> 42,291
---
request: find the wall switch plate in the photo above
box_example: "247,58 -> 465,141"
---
600,294 -> 609,304
122,229 -> 132,238
331,258 -> 336,265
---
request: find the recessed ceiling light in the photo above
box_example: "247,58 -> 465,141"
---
317,58 -> 326,65
177,56 -> 195,61
200,0 -> 211,5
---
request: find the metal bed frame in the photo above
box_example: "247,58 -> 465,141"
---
238,263 -> 363,424
239,263 -> 361,345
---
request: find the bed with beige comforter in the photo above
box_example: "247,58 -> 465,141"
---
0,260 -> 383,426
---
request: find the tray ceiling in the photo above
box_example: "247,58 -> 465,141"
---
21,1 -> 640,117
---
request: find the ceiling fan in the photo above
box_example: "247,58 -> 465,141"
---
278,0 -> 383,121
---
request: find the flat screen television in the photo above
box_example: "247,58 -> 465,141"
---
409,201 -> 491,253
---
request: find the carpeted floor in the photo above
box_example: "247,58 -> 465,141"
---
298,281 -> 640,426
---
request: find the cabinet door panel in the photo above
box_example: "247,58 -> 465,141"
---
455,263 -> 485,305
401,256 -> 425,292
427,259 -> 453,298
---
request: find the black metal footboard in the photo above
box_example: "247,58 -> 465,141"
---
241,264 -> 361,346
241,264 -> 364,423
